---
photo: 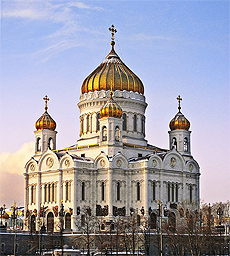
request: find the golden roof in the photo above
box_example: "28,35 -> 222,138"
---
100,91 -> 123,118
81,25 -> 144,95
35,96 -> 56,131
169,95 -> 190,131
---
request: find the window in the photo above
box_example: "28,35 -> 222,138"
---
176,184 -> 178,202
31,185 -> 35,204
66,182 -> 71,201
189,185 -> 193,204
48,138 -> 54,150
82,182 -> 85,201
101,182 -> 105,201
153,182 -> 156,201
1,243 -> 5,253
80,116 -> 84,135
137,182 -> 140,201
117,182 -> 120,201
137,215 -> 141,226
37,138 -> 41,151
44,184 -> 47,203
48,184 -> 51,202
184,137 -> 188,152
96,113 -> 100,132
86,115 -> 90,132
133,114 -> 137,132
168,183 -> 170,202
115,126 -> 120,142
172,184 -> 174,202
81,214 -> 85,226
141,116 -> 145,134
122,113 -> 127,131
52,183 -> 55,202
172,137 -> 177,150
102,126 -> 107,141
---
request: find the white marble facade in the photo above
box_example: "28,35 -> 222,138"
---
24,41 -> 200,233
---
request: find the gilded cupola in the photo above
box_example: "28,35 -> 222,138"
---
81,25 -> 144,95
35,95 -> 56,131
169,95 -> 190,131
100,91 -> 123,118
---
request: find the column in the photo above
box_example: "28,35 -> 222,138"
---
24,174 -> 29,231
126,170 -> 131,215
71,169 -> 78,231
144,169 -> 149,215
108,169 -> 113,217
36,172 -> 41,230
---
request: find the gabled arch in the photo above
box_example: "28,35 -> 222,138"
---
111,152 -> 128,169
162,151 -> 185,171
60,153 -> 74,169
186,159 -> 200,173
147,154 -> 163,169
38,150 -> 59,172
25,158 -> 38,173
95,152 -> 109,169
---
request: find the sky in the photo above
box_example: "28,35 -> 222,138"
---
0,0 -> 229,207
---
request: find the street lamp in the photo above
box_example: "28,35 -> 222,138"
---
59,200 -> 64,256
0,206 -> 4,227
157,200 -> 163,256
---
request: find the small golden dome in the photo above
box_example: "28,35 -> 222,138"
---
81,25 -> 144,95
169,95 -> 190,131
100,91 -> 123,118
35,96 -> 56,131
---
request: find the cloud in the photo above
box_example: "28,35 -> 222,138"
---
0,142 -> 34,206
0,142 -> 34,175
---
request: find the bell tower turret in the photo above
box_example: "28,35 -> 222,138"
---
34,95 -> 57,154
168,95 -> 191,155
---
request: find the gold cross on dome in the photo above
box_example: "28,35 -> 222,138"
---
43,95 -> 49,111
177,95 -> 182,111
109,25 -> 117,42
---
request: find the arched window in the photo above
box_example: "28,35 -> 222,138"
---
80,116 -> 84,135
189,185 -> 193,204
48,138 -> 54,150
184,137 -> 188,152
137,182 -> 140,201
48,184 -> 51,202
102,126 -> 107,141
153,182 -> 156,201
141,116 -> 145,134
96,113 -> 100,132
172,184 -> 175,202
31,215 -> 36,233
52,183 -> 55,202
86,115 -> 90,132
47,212 -> 54,233
168,183 -> 170,202
66,182 -> 70,201
31,185 -> 35,204
65,213 -> 71,230
82,182 -> 85,201
37,138 -> 41,151
122,113 -> 127,131
150,212 -> 157,229
133,114 -> 137,132
172,137 -> 177,150
176,184 -> 179,202
137,215 -> 141,226
117,182 -> 120,201
101,182 -> 105,201
44,184 -> 47,203
115,126 -> 120,142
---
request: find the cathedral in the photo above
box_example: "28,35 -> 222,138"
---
23,26 -> 200,233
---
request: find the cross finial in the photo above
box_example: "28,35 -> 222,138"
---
177,95 -> 182,111
43,95 -> 49,111
109,25 -> 117,43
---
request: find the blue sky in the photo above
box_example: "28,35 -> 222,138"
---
0,0 -> 229,206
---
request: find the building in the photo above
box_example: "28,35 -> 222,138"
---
23,25 -> 200,233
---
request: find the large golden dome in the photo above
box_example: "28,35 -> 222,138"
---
81,26 -> 144,95
169,95 -> 190,131
100,92 -> 123,118
35,96 -> 56,131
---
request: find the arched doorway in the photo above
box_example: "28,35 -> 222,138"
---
168,212 -> 176,232
31,215 -> 36,233
47,212 -> 54,233
150,212 -> 157,229
65,213 -> 71,230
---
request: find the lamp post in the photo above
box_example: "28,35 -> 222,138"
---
0,206 -> 4,227
59,200 -> 64,256
11,203 -> 18,256
157,200 -> 163,256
